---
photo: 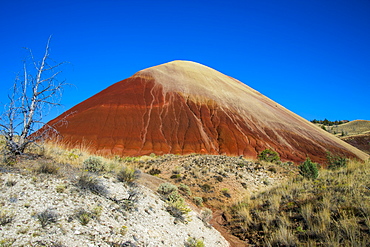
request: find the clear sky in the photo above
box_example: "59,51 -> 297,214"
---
1,0 -> 369,123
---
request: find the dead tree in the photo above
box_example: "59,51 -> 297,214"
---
0,37 -> 68,155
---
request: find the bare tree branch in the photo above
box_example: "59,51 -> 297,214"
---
0,36 -> 69,156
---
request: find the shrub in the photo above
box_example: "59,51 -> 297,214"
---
193,197 -> 203,207
37,209 -> 58,228
185,237 -> 205,247
326,152 -> 347,170
200,208 -> 213,225
117,166 -> 140,184
0,208 -> 14,226
75,209 -> 92,225
200,183 -> 212,192
76,173 -> 107,195
165,191 -> 191,222
221,188 -> 231,198
148,168 -> 161,175
55,184 -> 67,193
179,183 -> 192,196
157,183 -> 178,196
299,157 -> 319,180
258,149 -> 280,163
36,161 -> 59,174
83,156 -> 105,173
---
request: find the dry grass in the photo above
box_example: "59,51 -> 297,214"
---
326,120 -> 370,136
227,159 -> 370,246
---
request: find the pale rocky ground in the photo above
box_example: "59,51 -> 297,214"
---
0,168 -> 229,247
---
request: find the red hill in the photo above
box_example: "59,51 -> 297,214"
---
41,61 -> 368,163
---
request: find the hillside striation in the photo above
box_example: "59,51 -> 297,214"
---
42,61 -> 368,163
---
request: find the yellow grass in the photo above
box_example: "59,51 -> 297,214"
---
228,158 -> 370,246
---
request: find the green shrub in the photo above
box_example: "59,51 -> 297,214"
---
157,183 -> 178,195
37,209 -> 58,228
75,209 -> 92,225
83,156 -> 105,172
179,183 -> 192,196
117,166 -> 140,183
165,191 -> 191,222
76,173 -> 107,195
185,237 -> 205,247
299,157 -> 319,180
326,152 -> 347,170
258,149 -> 280,163
193,197 -> 203,207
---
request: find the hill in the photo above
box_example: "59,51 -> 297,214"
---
0,144 -> 229,247
38,61 -> 368,163
325,120 -> 370,137
319,120 -> 370,154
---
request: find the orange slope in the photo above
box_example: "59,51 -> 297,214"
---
42,61 -> 369,163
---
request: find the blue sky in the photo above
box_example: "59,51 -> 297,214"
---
1,0 -> 369,122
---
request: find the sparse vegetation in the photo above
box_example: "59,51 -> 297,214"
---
299,157 -> 319,180
0,207 -> 14,226
83,156 -> 105,173
326,151 -> 348,170
76,173 -> 107,195
193,197 -> 203,207
258,149 -> 280,163
37,209 -> 58,228
179,183 -> 192,196
117,166 -> 140,184
185,237 -> 205,247
75,208 -> 92,225
157,182 -> 178,196
36,160 -> 59,174
200,208 -> 212,226
227,159 -> 370,246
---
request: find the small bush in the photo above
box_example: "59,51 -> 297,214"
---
76,173 -> 107,195
165,191 -> 191,222
5,179 -> 17,187
148,168 -> 161,175
37,209 -> 58,228
179,183 -> 192,196
200,183 -> 212,192
200,208 -> 212,225
258,149 -> 280,163
326,152 -> 347,170
83,156 -> 105,173
0,208 -> 14,226
157,183 -> 178,196
36,161 -> 59,174
117,166 -> 140,184
55,184 -> 67,193
221,188 -> 231,198
75,209 -> 92,225
193,197 -> 203,207
299,157 -> 319,180
185,237 -> 205,247
2,155 -> 16,166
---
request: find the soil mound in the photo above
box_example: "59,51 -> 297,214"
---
41,61 -> 368,162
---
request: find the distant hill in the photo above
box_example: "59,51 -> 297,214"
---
326,120 -> 370,137
321,120 -> 370,155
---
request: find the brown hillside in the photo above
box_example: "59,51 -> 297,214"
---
40,61 -> 368,163
341,133 -> 370,155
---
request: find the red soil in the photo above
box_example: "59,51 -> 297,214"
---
40,61 -> 368,163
